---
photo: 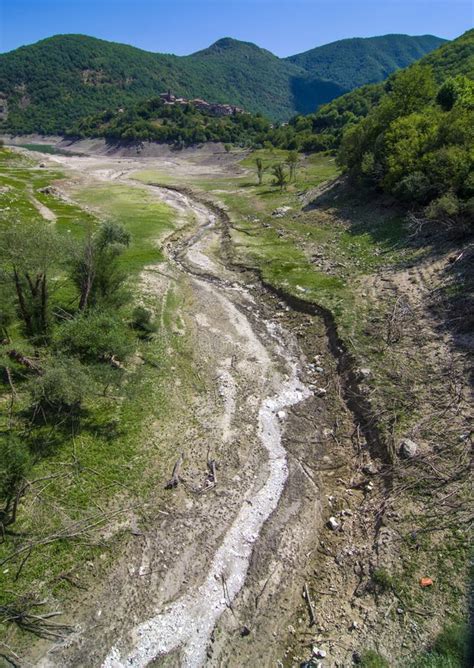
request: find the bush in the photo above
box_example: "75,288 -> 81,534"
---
131,306 -> 157,339
0,435 -> 31,505
371,567 -> 394,592
360,650 -> 390,667
55,310 -> 133,363
425,192 -> 460,223
29,357 -> 93,414
394,171 -> 433,204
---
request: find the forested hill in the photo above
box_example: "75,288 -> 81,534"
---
300,28 -> 474,149
287,34 -> 445,90
0,32 -> 444,134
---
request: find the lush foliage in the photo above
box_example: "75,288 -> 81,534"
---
337,62 -> 474,226
68,97 -> 274,146
0,33 -> 444,133
290,29 -> 474,151
0,155 -> 156,536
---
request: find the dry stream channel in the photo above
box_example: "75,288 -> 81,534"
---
104,183 -> 311,666
37,156 -> 317,667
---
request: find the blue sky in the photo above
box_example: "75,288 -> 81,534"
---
0,0 -> 472,55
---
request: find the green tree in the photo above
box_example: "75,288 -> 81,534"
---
72,222 -> 130,311
436,75 -> 474,111
255,157 -> 265,185
0,220 -> 64,342
272,163 -> 288,192
286,150 -> 299,181
388,64 -> 436,115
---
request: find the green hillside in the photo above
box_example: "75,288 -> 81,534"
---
287,34 -> 445,90
0,32 -> 444,133
336,32 -> 474,225
299,29 -> 474,149
68,95 -> 274,146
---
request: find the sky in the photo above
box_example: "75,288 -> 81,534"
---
0,0 -> 472,56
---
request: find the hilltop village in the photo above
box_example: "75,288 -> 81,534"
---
157,90 -> 247,116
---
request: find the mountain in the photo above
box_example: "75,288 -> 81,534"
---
304,28 -> 474,148
0,33 -> 446,134
287,34 -> 445,90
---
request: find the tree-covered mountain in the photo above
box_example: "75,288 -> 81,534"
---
287,34 -> 445,91
0,32 -> 445,134
296,29 -> 474,150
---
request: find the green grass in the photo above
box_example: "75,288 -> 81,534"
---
411,623 -> 469,667
360,650 -> 390,668
73,183 -> 175,272
0,149 -> 193,655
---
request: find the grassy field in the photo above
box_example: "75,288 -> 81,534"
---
73,182 -> 175,273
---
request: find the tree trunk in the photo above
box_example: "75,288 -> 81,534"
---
79,241 -> 95,311
12,268 -> 33,336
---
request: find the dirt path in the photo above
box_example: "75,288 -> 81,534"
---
32,154 -> 322,668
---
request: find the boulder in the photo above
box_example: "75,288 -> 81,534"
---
399,438 -> 418,459
272,206 -> 291,217
327,516 -> 340,531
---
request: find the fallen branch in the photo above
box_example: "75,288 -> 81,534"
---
303,582 -> 317,626
165,453 -> 184,490
0,600 -> 71,640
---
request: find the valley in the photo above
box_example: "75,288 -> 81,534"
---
0,140 -> 470,667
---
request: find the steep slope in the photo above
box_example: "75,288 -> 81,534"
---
0,32 -> 446,133
287,34 -> 446,90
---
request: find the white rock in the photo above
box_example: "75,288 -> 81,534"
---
327,516 -> 340,531
277,410 -> 287,420
312,646 -> 327,659
272,206 -> 292,217
399,438 -> 418,458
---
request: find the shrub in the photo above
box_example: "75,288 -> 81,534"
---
55,310 -> 133,363
0,435 -> 31,505
29,357 -> 93,414
372,567 -> 394,592
425,192 -> 460,223
393,171 -> 433,204
360,650 -> 390,667
131,305 -> 157,339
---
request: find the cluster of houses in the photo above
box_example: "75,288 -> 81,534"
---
158,90 -> 246,117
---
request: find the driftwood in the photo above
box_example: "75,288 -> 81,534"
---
207,458 -> 217,485
165,453 -> 184,489
303,582 -> 317,626
0,599 -> 71,639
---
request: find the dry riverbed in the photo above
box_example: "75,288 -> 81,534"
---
9,144 -> 471,668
